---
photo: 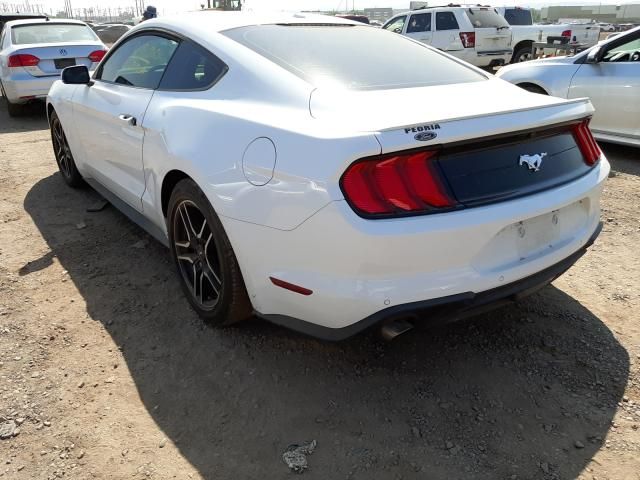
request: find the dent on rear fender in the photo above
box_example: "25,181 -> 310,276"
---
141,96 -> 381,231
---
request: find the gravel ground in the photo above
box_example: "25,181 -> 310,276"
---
0,101 -> 639,480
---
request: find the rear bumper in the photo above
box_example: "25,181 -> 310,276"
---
222,157 -> 608,338
261,222 -> 602,341
1,72 -> 57,103
453,49 -> 512,67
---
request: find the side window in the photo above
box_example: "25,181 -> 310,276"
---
97,34 -> 179,89
159,40 -> 227,91
383,16 -> 406,34
436,12 -> 460,31
407,13 -> 431,33
604,35 -> 640,62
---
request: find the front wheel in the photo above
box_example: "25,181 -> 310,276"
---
168,179 -> 252,326
50,110 -> 85,187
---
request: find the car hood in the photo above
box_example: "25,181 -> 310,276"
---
309,78 -> 593,153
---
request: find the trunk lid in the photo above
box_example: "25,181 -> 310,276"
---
10,43 -> 104,77
310,79 -> 593,152
312,80 -> 596,211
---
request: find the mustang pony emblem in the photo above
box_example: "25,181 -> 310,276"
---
519,153 -> 546,172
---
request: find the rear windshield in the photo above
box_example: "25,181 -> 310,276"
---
503,8 -> 532,26
222,24 -> 485,90
465,9 -> 509,28
11,23 -> 97,45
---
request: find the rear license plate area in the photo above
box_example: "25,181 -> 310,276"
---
471,200 -> 590,273
54,58 -> 76,69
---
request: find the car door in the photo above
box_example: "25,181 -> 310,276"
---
432,11 -> 463,52
568,32 -> 640,139
405,12 -> 433,46
72,32 -> 179,211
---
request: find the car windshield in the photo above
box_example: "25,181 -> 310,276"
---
222,24 -> 485,90
503,8 -> 532,26
11,23 -> 97,45
466,9 -> 510,28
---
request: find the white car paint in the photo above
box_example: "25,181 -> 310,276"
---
496,26 -> 640,147
0,19 -> 105,107
495,6 -> 600,63
383,6 -> 513,68
47,11 -> 608,339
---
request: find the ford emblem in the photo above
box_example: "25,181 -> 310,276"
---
414,131 -> 437,142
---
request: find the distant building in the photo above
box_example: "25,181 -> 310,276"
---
540,3 -> 640,23
363,7 -> 393,22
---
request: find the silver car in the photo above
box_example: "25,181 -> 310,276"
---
0,18 -> 105,116
496,26 -> 640,148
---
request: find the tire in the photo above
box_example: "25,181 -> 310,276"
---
167,178 -> 252,326
518,83 -> 548,95
0,82 -> 25,117
49,110 -> 85,188
512,45 -> 533,63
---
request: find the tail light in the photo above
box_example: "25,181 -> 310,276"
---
88,50 -> 106,63
340,150 -> 456,217
561,29 -> 572,37
572,119 -> 601,166
459,32 -> 476,48
8,54 -> 40,67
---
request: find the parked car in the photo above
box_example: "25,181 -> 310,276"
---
94,24 -> 131,44
495,6 -> 600,63
46,12 -> 608,340
382,5 -> 513,69
598,23 -> 616,32
496,26 -> 640,148
0,18 -> 106,116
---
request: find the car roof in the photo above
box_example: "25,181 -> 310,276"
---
5,18 -> 89,28
140,10 -> 356,34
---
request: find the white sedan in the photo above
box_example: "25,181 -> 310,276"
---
496,26 -> 640,148
0,18 -> 106,116
46,12 -> 609,340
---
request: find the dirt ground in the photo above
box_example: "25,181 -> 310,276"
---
0,101 -> 639,480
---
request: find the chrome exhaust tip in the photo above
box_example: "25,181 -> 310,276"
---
380,318 -> 414,342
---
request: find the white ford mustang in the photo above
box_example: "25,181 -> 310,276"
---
46,12 -> 609,340
496,25 -> 640,148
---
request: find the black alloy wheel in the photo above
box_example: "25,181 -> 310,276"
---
168,179 -> 252,326
50,111 -> 84,187
173,199 -> 223,310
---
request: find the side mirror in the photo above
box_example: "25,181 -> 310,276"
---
586,46 -> 603,64
61,65 -> 91,85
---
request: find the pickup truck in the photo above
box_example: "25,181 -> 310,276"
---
495,6 -> 600,63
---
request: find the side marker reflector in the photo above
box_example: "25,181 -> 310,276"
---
269,277 -> 313,296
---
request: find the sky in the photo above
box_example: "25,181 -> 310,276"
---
11,0 -> 639,16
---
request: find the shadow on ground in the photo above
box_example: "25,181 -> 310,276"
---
0,98 -> 48,134
599,142 -> 639,177
24,173 -> 628,479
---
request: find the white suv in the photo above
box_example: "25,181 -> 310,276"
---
383,5 -> 512,68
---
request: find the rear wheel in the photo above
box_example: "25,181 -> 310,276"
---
168,179 -> 252,326
50,110 -> 85,187
512,45 -> 533,63
0,82 -> 25,117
